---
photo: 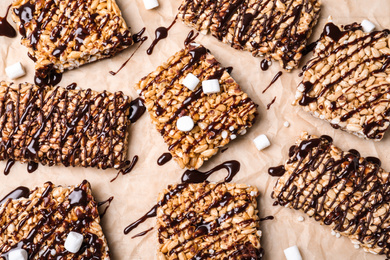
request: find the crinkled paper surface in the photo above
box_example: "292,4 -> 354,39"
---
0,0 -> 390,259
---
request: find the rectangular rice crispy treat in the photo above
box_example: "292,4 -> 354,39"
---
178,0 -> 321,70
272,132 -> 390,257
294,22 -> 390,140
134,43 -> 258,169
0,180 -> 110,259
157,182 -> 263,260
0,81 -> 131,169
11,0 -> 134,77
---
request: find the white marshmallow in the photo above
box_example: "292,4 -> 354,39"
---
8,249 -> 28,260
297,216 -> 304,222
64,231 -> 84,253
182,73 -> 200,91
354,244 -> 360,249
176,116 -> 194,132
253,134 -> 270,151
202,79 -> 220,94
221,130 -> 228,139
284,121 -> 290,128
361,20 -> 375,33
143,0 -> 159,10
336,232 -> 341,238
230,134 -> 237,140
5,62 -> 26,79
284,245 -> 302,260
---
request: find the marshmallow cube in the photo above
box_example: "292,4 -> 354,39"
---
182,73 -> 200,91
202,79 -> 220,94
64,231 -> 84,253
177,116 -> 194,132
8,249 -> 28,260
5,62 -> 26,80
284,245 -> 302,260
284,121 -> 290,128
361,20 -> 375,33
253,134 -> 270,151
143,0 -> 159,10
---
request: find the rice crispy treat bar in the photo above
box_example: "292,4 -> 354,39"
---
157,182 -> 263,260
11,0 -> 133,78
0,81 -> 131,169
0,180 -> 110,259
134,43 -> 258,169
272,132 -> 390,257
178,0 -> 321,70
294,22 -> 390,140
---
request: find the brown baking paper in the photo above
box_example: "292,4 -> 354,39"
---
1,0 -> 390,259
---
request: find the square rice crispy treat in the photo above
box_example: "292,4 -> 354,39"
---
0,180 -> 110,259
0,81 -> 131,169
294,22 -> 390,140
272,132 -> 390,257
134,43 -> 258,169
11,0 -> 134,78
157,182 -> 263,260
178,0 -> 321,70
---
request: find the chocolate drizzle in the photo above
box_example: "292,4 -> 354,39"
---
147,19 -> 176,55
298,23 -> 390,139
97,196 -> 114,219
260,59 -> 270,71
266,96 -> 276,110
272,135 -> 390,257
124,160 -> 242,236
157,153 -> 172,166
4,159 -> 15,175
260,216 -> 274,221
111,155 -> 139,182
262,71 -> 283,94
179,0 -> 320,69
109,28 -> 148,76
0,180 -> 106,258
27,161 -> 38,173
0,5 -> 17,38
34,70 -> 63,87
268,165 -> 286,177
181,160 -> 240,184
0,186 -> 30,206
184,30 -> 199,46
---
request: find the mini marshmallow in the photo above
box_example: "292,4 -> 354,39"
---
230,134 -> 237,140
253,134 -> 270,151
336,232 -> 341,238
176,116 -> 194,132
64,231 -> 84,253
143,0 -> 159,10
284,245 -> 302,260
8,249 -> 28,260
5,62 -> 26,80
284,121 -> 290,128
297,216 -> 304,222
354,244 -> 360,249
202,79 -> 220,94
361,20 -> 375,33
182,73 -> 200,91
221,130 -> 228,139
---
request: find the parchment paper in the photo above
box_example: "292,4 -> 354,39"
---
1,0 -> 390,259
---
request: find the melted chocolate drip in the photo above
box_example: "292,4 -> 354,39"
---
4,159 -> 15,175
323,22 -> 346,42
111,155 -> 138,182
147,19 -> 176,55
157,153 -> 172,166
98,196 -> 114,219
260,216 -> 274,221
301,41 -> 317,56
221,147 -> 229,153
184,29 -> 199,46
66,82 -> 77,90
109,28 -> 148,76
0,5 -> 17,38
27,161 -> 38,173
34,70 -> 63,87
0,186 -> 30,206
181,160 -> 240,184
131,227 -> 153,239
266,96 -> 276,110
268,165 -> 286,177
225,66 -> 233,74
260,59 -> 270,71
262,71 -> 282,94
68,188 -> 88,207
129,98 -> 146,123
